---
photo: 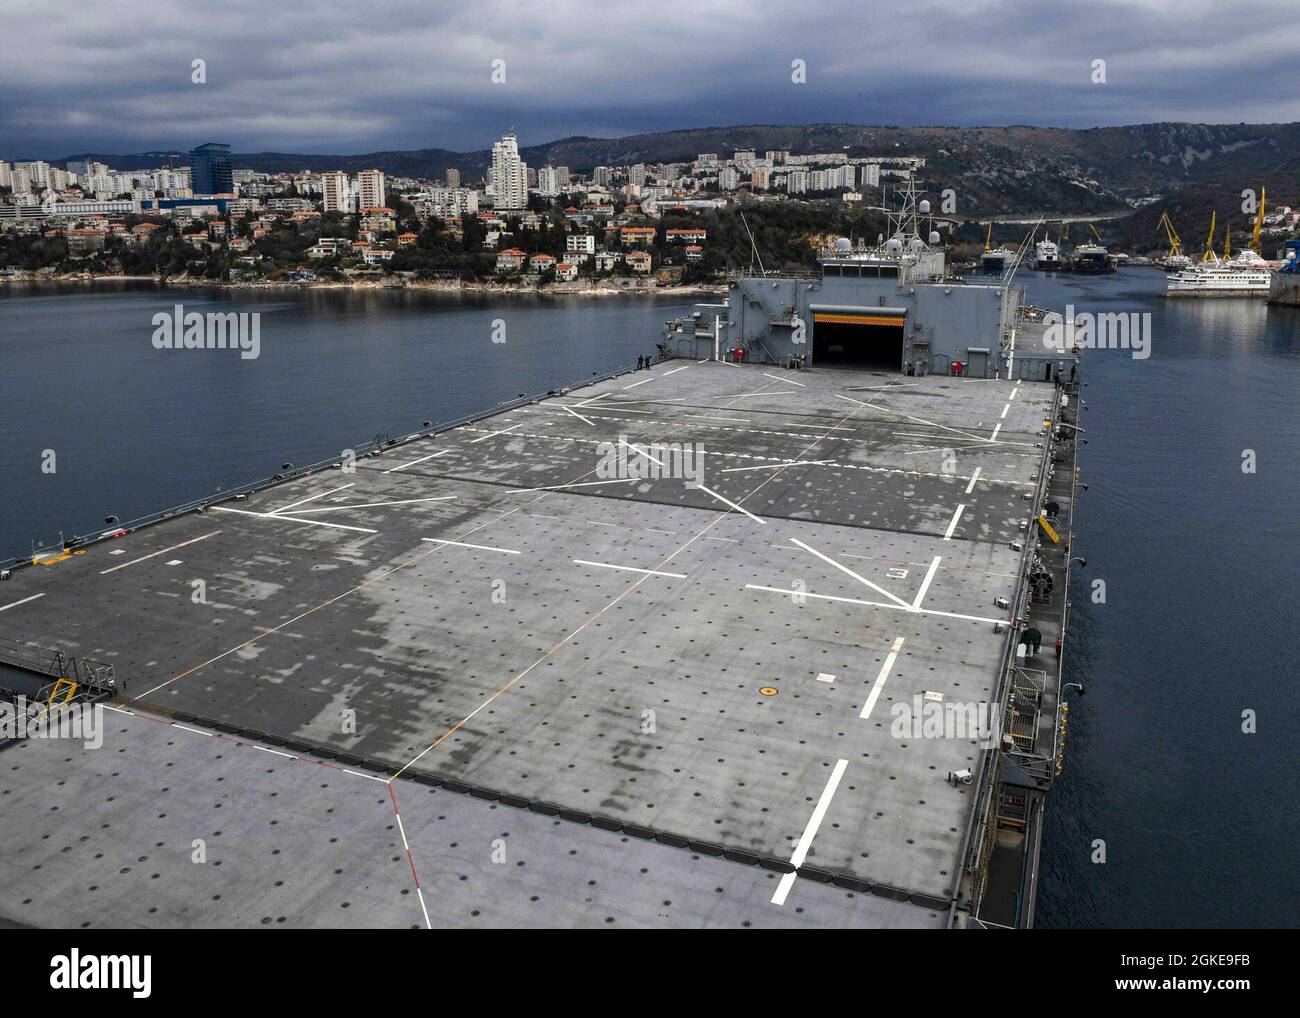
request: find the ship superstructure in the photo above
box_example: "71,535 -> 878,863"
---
663,181 -> 1069,383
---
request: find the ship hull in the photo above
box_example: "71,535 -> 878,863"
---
1268,273 -> 1300,306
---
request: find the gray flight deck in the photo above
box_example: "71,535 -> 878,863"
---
0,360 -> 1057,928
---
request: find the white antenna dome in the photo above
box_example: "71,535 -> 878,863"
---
885,238 -> 902,254
835,237 -> 852,252
929,231 -> 941,244
918,199 -> 931,214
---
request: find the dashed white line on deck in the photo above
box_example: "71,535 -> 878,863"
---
912,556 -> 942,609
860,637 -> 906,720
964,467 -> 982,494
286,496 -> 458,515
385,450 -> 448,473
771,758 -> 849,906
0,593 -> 46,612
99,531 -> 223,574
270,484 -> 356,513
211,506 -> 378,534
943,504 -> 965,540
470,423 -> 524,443
507,478 -> 638,494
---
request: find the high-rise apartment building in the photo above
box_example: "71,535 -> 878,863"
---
321,171 -> 351,213
357,169 -> 386,210
490,132 -> 528,210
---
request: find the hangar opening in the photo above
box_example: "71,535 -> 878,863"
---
810,305 -> 906,370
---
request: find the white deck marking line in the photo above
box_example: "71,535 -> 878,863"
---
692,484 -> 766,524
99,531 -> 223,574
395,385 -> 883,780
860,636 -> 906,720
507,478 -> 638,494
573,560 -> 687,579
964,467 -> 982,494
270,484 -> 357,513
990,423 -> 1003,441
470,423 -> 523,443
720,460 -> 831,473
765,372 -> 806,386
683,414 -> 750,423
141,498 -> 555,701
287,496 -> 458,515
421,538 -> 520,555
385,450 -> 448,473
550,404 -> 596,426
0,593 -> 46,612
705,535 -> 739,543
574,391 -> 612,408
570,403 -> 655,414
1000,403 -> 1011,419
210,506 -> 378,534
771,758 -> 849,906
623,377 -> 653,389
663,364 -> 691,375
790,537 -> 912,609
835,393 -> 996,444
621,437 -> 665,467
943,504 -> 965,540
718,390 -> 801,399
746,585 -> 1004,625
912,557 -> 942,609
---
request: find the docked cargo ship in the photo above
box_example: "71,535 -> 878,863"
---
1070,242 -> 1113,274
1033,238 -> 1065,271
1268,240 -> 1300,307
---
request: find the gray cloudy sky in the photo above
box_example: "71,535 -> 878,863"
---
5,0 -> 1300,158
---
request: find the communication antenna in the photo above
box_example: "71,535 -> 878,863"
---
740,212 -> 766,276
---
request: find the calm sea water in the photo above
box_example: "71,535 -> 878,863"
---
1,273 -> 1295,927
0,284 -> 685,552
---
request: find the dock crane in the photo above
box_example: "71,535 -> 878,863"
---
984,222 -> 993,253
1157,212 -> 1183,259
1201,210 -> 1217,263
1252,185 -> 1266,253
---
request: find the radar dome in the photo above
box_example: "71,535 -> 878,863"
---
929,231 -> 941,244
885,238 -> 902,254
918,199 -> 931,214
834,237 -> 852,252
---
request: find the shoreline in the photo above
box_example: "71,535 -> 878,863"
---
0,272 -> 727,300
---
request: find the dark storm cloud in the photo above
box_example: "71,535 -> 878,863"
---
3,0 -> 1298,158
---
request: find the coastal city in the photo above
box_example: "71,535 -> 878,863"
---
3,133 -> 1296,300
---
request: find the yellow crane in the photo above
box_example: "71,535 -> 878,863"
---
984,222 -> 993,253
1201,210 -> 1217,263
1089,223 -> 1104,244
1252,185 -> 1266,252
1157,212 -> 1183,259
